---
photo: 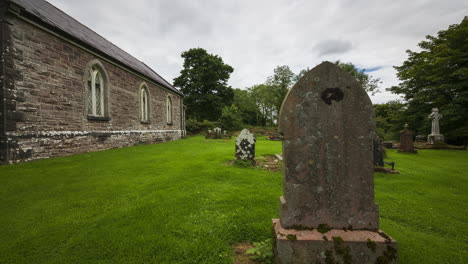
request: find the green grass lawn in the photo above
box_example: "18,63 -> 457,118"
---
0,135 -> 467,263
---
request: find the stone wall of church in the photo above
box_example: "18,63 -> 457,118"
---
1,15 -> 184,164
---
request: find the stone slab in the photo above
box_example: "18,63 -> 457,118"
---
278,62 -> 379,230
273,219 -> 398,264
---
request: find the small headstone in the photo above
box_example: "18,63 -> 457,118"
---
273,62 -> 397,263
398,124 -> 417,153
235,129 -> 256,161
427,108 -> 445,144
213,127 -> 222,139
373,135 -> 385,167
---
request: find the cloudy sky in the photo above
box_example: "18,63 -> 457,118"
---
48,0 -> 467,103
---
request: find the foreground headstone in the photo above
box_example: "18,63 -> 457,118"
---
398,125 -> 417,153
235,129 -> 256,161
273,62 -> 397,263
427,108 -> 445,144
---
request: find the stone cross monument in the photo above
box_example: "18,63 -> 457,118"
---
273,62 -> 397,264
235,129 -> 256,161
427,108 -> 445,144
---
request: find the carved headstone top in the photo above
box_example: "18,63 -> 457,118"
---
278,62 -> 379,230
235,129 -> 256,160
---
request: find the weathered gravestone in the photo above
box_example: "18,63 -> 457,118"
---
235,129 -> 256,161
273,62 -> 397,264
398,124 -> 417,153
427,108 -> 445,144
205,127 -> 223,139
373,135 -> 385,167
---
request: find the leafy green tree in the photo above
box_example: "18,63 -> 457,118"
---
233,88 -> 258,125
374,101 -> 407,140
293,68 -> 309,83
249,84 -> 276,126
266,65 -> 295,115
389,16 -> 468,142
334,61 -> 382,95
174,48 -> 234,121
218,105 -> 243,131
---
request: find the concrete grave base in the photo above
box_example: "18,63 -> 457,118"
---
273,219 -> 398,264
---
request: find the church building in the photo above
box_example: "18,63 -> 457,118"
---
0,0 -> 186,164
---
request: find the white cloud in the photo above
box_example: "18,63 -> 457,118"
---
47,0 -> 468,103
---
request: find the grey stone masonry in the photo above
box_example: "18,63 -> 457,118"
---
235,129 -> 255,161
278,61 -> 379,230
0,3 -> 184,164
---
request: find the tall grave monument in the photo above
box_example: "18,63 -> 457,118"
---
427,108 -> 445,144
273,62 -> 397,263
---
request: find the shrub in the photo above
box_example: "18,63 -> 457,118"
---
218,105 -> 243,131
185,119 -> 219,134
246,239 -> 273,264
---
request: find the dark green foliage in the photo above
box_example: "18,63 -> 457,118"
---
246,239 -> 273,263
185,119 -> 218,134
367,238 -> 377,252
233,88 -> 258,125
376,246 -> 398,264
374,101 -> 407,140
289,225 -> 313,231
266,65 -> 295,115
286,234 -> 297,241
389,17 -> 468,143
249,84 -> 277,126
174,48 -> 234,121
218,105 -> 243,131
332,236 -> 352,264
317,224 -> 331,234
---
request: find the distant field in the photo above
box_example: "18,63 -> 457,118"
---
0,135 -> 466,263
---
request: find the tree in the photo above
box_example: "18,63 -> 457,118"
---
266,65 -> 295,115
218,105 -> 243,131
293,68 -> 309,83
233,88 -> 258,125
249,84 -> 276,126
174,48 -> 234,121
388,16 -> 468,142
334,61 -> 382,95
374,101 -> 407,140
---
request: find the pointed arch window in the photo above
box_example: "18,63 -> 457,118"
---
86,65 -> 106,117
140,85 -> 150,123
166,95 -> 173,125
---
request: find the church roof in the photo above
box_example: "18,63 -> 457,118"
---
9,0 -> 182,95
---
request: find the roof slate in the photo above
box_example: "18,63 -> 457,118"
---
10,0 -> 182,95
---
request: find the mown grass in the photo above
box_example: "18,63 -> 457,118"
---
0,135 -> 467,263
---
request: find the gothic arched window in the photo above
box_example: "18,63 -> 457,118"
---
85,63 -> 107,118
140,84 -> 150,122
166,95 -> 173,124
